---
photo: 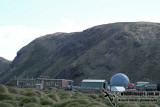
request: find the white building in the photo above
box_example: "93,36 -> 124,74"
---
111,86 -> 125,92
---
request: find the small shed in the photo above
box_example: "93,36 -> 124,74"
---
36,84 -> 43,90
81,79 -> 108,89
111,86 -> 125,92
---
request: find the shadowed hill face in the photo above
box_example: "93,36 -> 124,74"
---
0,57 -> 11,73
1,22 -> 160,84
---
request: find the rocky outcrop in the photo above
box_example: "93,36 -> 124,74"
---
0,57 -> 11,73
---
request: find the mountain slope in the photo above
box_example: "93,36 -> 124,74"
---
0,57 -> 11,73
1,22 -> 160,84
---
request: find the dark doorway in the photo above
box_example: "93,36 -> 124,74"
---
157,83 -> 160,91
103,83 -> 106,89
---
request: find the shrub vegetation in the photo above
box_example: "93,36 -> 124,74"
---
0,84 -> 159,107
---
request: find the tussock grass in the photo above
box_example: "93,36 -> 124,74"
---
0,101 -> 14,107
65,102 -> 80,107
0,85 -> 159,107
20,96 -> 40,106
71,92 -> 84,99
57,91 -> 73,100
148,104 -> 159,107
22,103 -> 39,107
8,87 -> 24,94
125,104 -> 140,107
98,93 -> 105,99
54,99 -> 90,107
0,93 -> 15,100
40,98 -> 54,106
88,93 -> 98,99
156,97 -> 160,106
88,93 -> 102,102
86,102 -> 107,107
14,94 -> 27,101
40,105 -> 52,107
20,97 -> 33,106
0,84 -> 8,93
25,89 -> 43,97
139,104 -> 148,107
116,103 -> 128,107
1,100 -> 19,107
29,96 -> 39,104
47,93 -> 59,102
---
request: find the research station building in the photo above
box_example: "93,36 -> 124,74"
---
16,77 -> 73,89
81,79 -> 108,89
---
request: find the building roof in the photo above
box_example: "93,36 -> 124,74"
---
136,84 -> 145,87
82,79 -> 107,83
137,82 -> 149,84
17,78 -> 73,82
136,82 -> 149,87
145,83 -> 157,86
17,79 -> 36,81
45,79 -> 73,81
128,84 -> 135,86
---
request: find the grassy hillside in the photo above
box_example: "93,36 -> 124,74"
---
0,84 -> 159,107
1,22 -> 160,84
0,57 -> 11,73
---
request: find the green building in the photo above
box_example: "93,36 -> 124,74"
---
136,82 -> 149,90
81,79 -> 108,89
144,83 -> 157,91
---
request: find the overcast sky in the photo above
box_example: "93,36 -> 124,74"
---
0,0 -> 160,60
